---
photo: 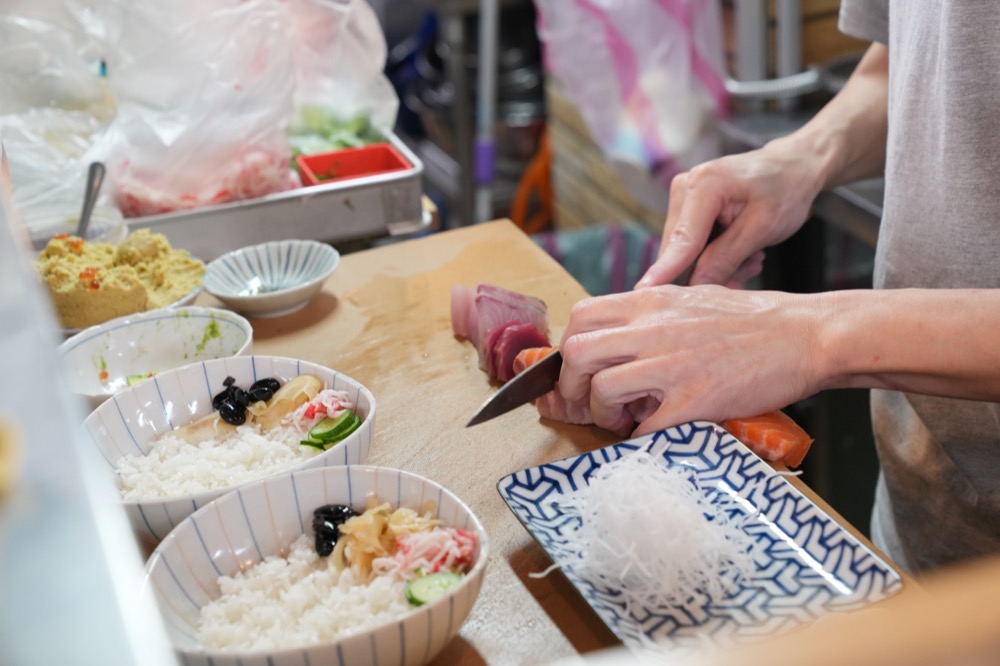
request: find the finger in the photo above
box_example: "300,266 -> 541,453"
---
557,327 -> 640,404
724,250 -> 766,289
587,360 -> 666,434
635,175 -> 721,288
688,215 -> 768,286
559,291 -> 649,343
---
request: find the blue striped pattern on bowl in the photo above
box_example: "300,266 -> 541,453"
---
204,240 -> 340,318
145,465 -> 489,666
83,355 -> 375,542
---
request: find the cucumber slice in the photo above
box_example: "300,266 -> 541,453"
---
308,411 -> 355,442
300,438 -> 327,450
405,572 -> 464,607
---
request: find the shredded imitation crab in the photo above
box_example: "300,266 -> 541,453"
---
284,388 -> 354,432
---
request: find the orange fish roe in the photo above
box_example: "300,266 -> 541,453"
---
79,266 -> 101,291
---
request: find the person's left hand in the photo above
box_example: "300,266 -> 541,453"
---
554,284 -> 827,436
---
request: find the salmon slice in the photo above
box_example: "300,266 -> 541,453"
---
512,345 -> 558,376
722,411 -> 814,468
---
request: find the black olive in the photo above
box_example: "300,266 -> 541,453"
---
312,504 -> 358,556
218,400 -> 247,425
251,377 -> 281,394
229,387 -> 249,407
223,376 -> 236,387
212,386 -> 235,410
247,386 -> 274,403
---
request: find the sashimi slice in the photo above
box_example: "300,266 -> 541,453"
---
512,346 -> 557,376
494,323 -> 550,382
483,321 -> 520,379
450,283 -> 549,372
722,411 -> 814,468
450,285 -> 477,342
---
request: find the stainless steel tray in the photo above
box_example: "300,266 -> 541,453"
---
128,132 -> 428,260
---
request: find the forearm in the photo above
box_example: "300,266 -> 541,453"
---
818,289 -> 1000,401
763,43 -> 889,192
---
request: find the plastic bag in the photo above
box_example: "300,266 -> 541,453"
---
0,1 -> 118,227
104,0 -> 297,217
286,0 -> 400,155
534,0 -> 728,185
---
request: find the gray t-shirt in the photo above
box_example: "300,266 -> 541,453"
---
839,1 -> 1000,573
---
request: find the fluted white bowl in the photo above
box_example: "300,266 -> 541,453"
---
145,465 -> 489,666
59,306 -> 253,411
204,239 -> 339,317
83,355 -> 375,542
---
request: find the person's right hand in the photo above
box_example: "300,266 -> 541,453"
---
635,141 -> 827,289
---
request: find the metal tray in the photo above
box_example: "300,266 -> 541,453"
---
128,132 -> 428,260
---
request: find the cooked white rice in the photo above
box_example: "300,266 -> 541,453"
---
198,534 -> 411,650
116,424 -> 321,500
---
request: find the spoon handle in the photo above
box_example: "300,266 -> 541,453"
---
76,161 -> 106,239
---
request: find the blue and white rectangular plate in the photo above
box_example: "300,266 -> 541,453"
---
496,421 -> 903,656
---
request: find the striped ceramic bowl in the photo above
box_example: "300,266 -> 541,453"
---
144,465 -> 489,666
83,355 -> 375,543
204,239 -> 340,318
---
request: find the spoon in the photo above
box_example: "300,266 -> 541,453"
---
76,161 -> 106,239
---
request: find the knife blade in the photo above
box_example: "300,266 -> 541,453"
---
466,350 -> 562,427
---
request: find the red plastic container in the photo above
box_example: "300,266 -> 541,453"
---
296,143 -> 412,187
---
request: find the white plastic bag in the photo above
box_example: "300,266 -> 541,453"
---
535,0 -> 728,183
104,0 -> 296,217
285,0 -> 399,155
0,1 -> 118,226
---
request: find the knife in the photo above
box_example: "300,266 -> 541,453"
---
466,350 -> 562,427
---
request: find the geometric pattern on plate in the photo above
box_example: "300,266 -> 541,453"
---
496,421 -> 903,656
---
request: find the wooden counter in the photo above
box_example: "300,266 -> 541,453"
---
198,219 -> 914,665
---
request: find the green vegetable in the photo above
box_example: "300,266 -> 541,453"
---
405,572 -> 464,607
288,107 -> 384,161
126,372 -> 156,386
300,410 -> 362,450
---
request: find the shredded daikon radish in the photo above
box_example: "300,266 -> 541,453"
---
556,449 -> 756,613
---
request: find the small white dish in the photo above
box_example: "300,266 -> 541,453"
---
204,239 -> 340,318
58,306 -> 253,411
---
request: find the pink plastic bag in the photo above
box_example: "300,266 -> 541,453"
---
535,0 -> 728,186
105,0 -> 296,217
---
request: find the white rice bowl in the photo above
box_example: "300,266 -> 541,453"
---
84,355 -> 375,542
145,465 -> 489,666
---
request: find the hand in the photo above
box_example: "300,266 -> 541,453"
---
555,285 -> 828,436
635,143 -> 825,289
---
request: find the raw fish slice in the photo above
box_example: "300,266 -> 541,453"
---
473,285 -> 548,358
494,323 -> 550,382
450,285 -> 477,343
450,283 -> 550,371
722,411 -> 814,468
512,346 -> 556,375
483,321 -> 519,379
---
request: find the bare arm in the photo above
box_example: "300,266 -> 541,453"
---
822,288 -> 1000,401
770,42 -> 889,190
